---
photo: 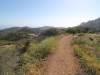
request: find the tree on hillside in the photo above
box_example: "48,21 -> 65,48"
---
66,27 -> 88,34
42,28 -> 59,36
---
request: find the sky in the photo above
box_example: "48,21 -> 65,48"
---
0,0 -> 100,29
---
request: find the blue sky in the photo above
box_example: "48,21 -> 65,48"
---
0,0 -> 100,29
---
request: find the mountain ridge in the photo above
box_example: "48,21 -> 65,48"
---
78,17 -> 100,28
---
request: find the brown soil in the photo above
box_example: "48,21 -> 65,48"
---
40,35 -> 84,75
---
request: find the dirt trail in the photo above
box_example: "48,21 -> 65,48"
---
40,35 -> 84,75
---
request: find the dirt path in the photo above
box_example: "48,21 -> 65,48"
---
40,35 -> 84,75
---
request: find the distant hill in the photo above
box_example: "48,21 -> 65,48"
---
0,26 -> 63,35
0,26 -> 66,35
31,26 -> 53,32
0,27 -> 22,35
78,17 -> 100,28
0,26 -> 35,35
38,26 -> 53,30
0,27 -> 36,41
37,26 -> 65,30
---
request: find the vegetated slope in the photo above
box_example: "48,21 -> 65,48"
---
0,45 -> 20,75
0,27 -> 22,35
0,26 -> 66,36
41,35 -> 84,75
0,27 -> 64,75
0,28 -> 37,41
0,26 -> 53,35
0,26 -> 31,35
73,33 -> 100,75
0,35 -> 56,75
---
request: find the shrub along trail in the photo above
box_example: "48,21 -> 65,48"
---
40,35 -> 84,75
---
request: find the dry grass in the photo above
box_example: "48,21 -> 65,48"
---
0,36 -> 57,75
72,33 -> 100,75
16,36 -> 57,75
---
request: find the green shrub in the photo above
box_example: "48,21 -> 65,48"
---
73,45 -> 100,75
16,37 -> 56,75
42,28 -> 59,36
73,34 -> 100,75
33,37 -> 55,59
0,34 -> 57,75
77,33 -> 84,36
72,37 -> 85,45
0,45 -> 20,75
0,40 -> 13,46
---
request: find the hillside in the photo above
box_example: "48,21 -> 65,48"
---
0,27 -> 22,35
0,26 -> 53,35
0,26 -> 31,35
73,33 -> 100,75
0,26 -> 66,35
78,17 -> 100,28
0,25 -> 100,75
0,30 -> 57,75
31,26 -> 53,32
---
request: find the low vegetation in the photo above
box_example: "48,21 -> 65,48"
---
0,40 -> 13,46
41,28 -> 60,36
16,37 -> 56,75
0,45 -> 20,75
0,27 -> 66,75
72,33 -> 100,75
0,34 -> 57,75
66,27 -> 89,34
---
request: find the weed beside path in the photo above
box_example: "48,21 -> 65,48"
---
73,33 -> 100,75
